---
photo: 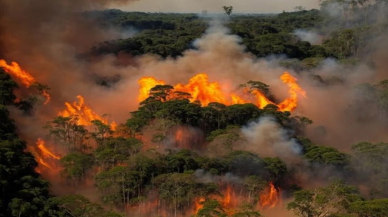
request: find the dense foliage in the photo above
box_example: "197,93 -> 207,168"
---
2,0 -> 388,216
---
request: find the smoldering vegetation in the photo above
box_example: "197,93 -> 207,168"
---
1,0 -> 388,216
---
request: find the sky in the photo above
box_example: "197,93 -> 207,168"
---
114,0 -> 320,13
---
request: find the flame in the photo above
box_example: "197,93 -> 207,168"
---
251,89 -> 275,109
222,185 -> 232,207
138,77 -> 165,102
194,197 -> 205,214
138,72 -> 305,112
174,74 -> 229,106
0,59 -> 51,104
259,182 -> 280,209
221,185 -> 237,215
58,95 -> 116,130
37,138 -> 60,160
277,72 -> 306,112
38,157 -> 53,170
0,59 -> 36,87
175,128 -> 184,144
41,90 -> 51,105
32,138 -> 61,172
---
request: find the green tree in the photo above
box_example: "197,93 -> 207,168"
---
60,153 -> 94,184
351,142 -> 388,196
349,199 -> 388,217
0,92 -> 52,217
232,203 -> 261,217
0,69 -> 18,105
94,137 -> 142,171
262,157 -> 288,184
50,194 -> 123,217
197,199 -> 227,217
287,180 -> 362,217
44,116 -> 88,152
95,166 -> 141,208
243,176 -> 266,203
223,6 -> 233,16
90,120 -> 113,146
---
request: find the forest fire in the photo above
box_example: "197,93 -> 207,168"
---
259,182 -> 280,209
193,182 -> 281,216
277,72 -> 306,111
138,72 -> 305,112
33,138 -> 61,172
37,138 -> 60,160
58,95 -> 117,130
138,76 -> 166,102
0,59 -> 51,104
194,197 -> 205,214
222,185 -> 237,215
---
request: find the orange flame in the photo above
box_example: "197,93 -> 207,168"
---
222,185 -> 232,207
33,138 -> 61,172
175,128 -> 184,144
37,138 -> 60,160
0,59 -> 51,104
194,197 -> 205,214
174,74 -> 229,106
37,157 -> 53,170
138,72 -> 305,112
259,182 -> 280,209
277,72 -> 306,112
138,77 -> 165,102
41,90 -> 51,105
221,185 -> 237,215
58,95 -> 116,130
0,59 -> 36,87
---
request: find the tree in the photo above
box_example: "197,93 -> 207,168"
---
349,199 -> 388,217
222,6 -> 233,16
0,89 -> 53,217
243,176 -> 266,203
60,153 -> 94,184
153,173 -> 197,217
262,157 -> 288,184
232,203 -> 261,217
91,120 -> 113,146
149,84 -> 174,102
95,166 -> 141,209
197,199 -> 227,217
351,142 -> 388,197
50,194 -> 123,217
304,145 -> 350,169
94,137 -> 142,171
294,6 -> 306,11
44,116 -> 88,152
287,180 -> 362,217
0,69 -> 18,105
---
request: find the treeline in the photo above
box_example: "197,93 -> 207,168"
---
87,0 -> 388,69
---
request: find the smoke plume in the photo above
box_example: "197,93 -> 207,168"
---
242,116 -> 302,163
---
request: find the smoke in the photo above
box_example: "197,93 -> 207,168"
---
194,169 -> 241,184
242,116 -> 302,163
293,29 -> 323,45
320,1 -> 343,18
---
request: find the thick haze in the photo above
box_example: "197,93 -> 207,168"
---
116,0 -> 319,13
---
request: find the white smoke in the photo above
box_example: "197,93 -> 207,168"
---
293,29 -> 323,45
241,116 -> 301,163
